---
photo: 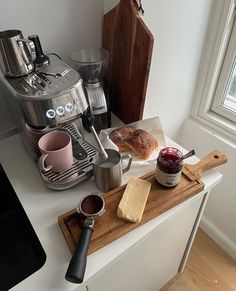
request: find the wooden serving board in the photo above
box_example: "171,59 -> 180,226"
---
102,0 -> 154,124
58,170 -> 204,255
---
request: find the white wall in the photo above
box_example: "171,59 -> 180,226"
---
0,0 -> 104,138
141,0 -> 213,142
0,0 -> 103,63
182,119 -> 236,260
180,0 -> 236,260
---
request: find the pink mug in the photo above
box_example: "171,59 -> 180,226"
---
38,131 -> 73,172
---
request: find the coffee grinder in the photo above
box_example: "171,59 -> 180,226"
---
70,48 -> 111,132
0,30 -> 106,190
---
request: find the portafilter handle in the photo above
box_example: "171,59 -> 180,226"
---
65,218 -> 94,284
82,112 -> 108,160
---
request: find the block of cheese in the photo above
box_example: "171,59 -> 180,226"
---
117,177 -> 151,223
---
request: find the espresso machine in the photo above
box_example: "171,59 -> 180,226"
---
0,29 -> 107,190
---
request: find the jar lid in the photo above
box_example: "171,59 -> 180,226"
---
157,147 -> 183,171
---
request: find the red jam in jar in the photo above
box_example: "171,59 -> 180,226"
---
155,147 -> 183,187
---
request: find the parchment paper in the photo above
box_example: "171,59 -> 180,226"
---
99,117 -> 166,184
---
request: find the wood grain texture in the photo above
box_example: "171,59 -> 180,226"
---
102,0 -> 153,124
183,150 -> 228,181
160,229 -> 236,291
58,170 -> 204,255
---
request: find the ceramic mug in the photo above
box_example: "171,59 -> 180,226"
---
38,131 -> 73,172
93,149 -> 132,192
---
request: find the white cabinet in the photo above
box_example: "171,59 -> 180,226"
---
85,194 -> 204,291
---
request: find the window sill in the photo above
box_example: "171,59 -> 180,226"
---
183,117 -> 236,150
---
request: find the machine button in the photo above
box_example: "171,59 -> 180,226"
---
56,106 -> 65,116
46,109 -> 56,119
65,103 -> 73,112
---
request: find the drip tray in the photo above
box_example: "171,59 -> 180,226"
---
30,123 -> 97,190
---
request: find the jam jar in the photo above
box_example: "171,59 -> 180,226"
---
155,147 -> 183,187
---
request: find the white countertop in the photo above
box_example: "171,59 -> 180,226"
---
0,124 -> 222,291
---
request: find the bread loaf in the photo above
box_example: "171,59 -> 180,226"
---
125,129 -> 158,160
109,127 -> 135,152
109,127 -> 158,159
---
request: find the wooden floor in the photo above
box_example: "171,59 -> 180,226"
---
160,228 -> 236,291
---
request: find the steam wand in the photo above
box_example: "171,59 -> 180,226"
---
82,112 -> 108,160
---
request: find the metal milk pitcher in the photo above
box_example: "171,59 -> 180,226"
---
93,149 -> 132,192
0,29 -> 36,77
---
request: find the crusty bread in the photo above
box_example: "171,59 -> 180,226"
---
109,127 -> 135,152
125,129 -> 158,160
109,127 -> 158,159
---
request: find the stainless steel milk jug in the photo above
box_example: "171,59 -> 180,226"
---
0,29 -> 36,77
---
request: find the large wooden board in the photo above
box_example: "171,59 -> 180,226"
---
102,0 -> 153,124
58,171 -> 204,255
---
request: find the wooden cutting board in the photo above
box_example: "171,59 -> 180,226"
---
58,150 -> 227,255
58,170 -> 204,255
102,0 -> 153,124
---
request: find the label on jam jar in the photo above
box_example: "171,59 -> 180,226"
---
155,165 -> 182,187
155,147 -> 183,187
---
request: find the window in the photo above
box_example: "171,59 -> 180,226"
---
192,0 -> 236,140
212,13 -> 236,122
215,58 -> 236,114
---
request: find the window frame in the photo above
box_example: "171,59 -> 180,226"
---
211,15 -> 236,122
192,0 -> 236,141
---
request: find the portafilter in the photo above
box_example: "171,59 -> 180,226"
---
65,193 -> 105,283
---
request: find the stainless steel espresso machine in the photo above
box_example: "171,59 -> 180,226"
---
0,29 -> 106,190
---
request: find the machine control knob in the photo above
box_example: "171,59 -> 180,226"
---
46,109 -> 56,119
65,103 -> 73,112
56,106 -> 65,116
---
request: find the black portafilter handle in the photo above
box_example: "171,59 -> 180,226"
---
82,111 -> 108,160
28,35 -> 49,66
65,225 -> 94,283
82,111 -> 95,128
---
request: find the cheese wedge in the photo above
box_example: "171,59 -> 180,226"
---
117,177 -> 151,223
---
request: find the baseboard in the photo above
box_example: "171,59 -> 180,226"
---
200,216 -> 236,260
